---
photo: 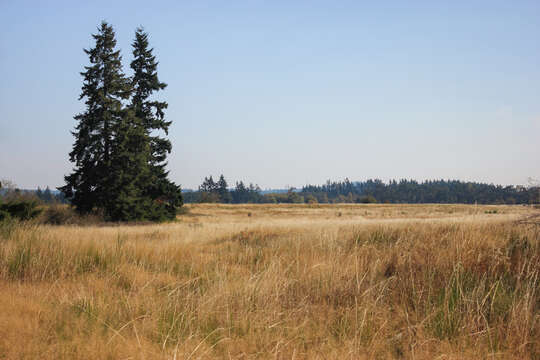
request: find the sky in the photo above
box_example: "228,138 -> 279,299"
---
1,0 -> 539,190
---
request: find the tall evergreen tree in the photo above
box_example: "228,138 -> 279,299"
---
60,23 -> 183,221
106,107 -> 174,221
130,27 -> 182,219
59,22 -> 131,214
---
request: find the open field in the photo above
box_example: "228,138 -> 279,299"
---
0,204 -> 538,359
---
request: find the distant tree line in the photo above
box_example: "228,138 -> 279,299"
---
183,175 -> 264,203
302,179 -> 539,204
183,175 -> 307,204
36,187 -> 67,204
184,176 -> 539,205
0,180 -> 70,205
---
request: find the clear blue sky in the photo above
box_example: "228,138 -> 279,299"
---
1,0 -> 539,189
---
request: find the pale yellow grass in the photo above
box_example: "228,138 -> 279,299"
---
0,204 -> 538,359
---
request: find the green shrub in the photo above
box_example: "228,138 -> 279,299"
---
39,205 -> 103,226
357,195 -> 377,204
0,199 -> 42,221
41,205 -> 78,225
0,209 -> 11,221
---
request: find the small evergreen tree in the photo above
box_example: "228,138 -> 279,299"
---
43,186 -> 53,203
36,187 -> 43,200
231,181 -> 247,203
199,176 -> 220,202
199,176 -> 217,193
217,175 -> 232,203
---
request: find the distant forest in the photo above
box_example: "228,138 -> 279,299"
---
0,186 -> 66,204
1,177 -> 537,206
184,176 -> 539,205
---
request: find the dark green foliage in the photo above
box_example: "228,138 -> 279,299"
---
35,186 -> 65,204
59,22 -> 182,222
42,187 -> 53,203
357,195 -> 377,204
302,179 -> 537,204
217,175 -> 232,203
105,110 -> 152,221
130,27 -> 170,165
59,22 -> 131,215
286,188 -> 304,204
181,190 -> 200,203
197,175 -> 233,203
129,27 -> 182,221
231,181 -> 263,204
0,181 -> 41,222
184,176 -> 537,205
199,176 -> 220,203
190,176 -> 265,204
0,209 -> 11,222
0,199 -> 42,221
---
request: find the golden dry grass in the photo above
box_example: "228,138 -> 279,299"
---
0,204 -> 538,359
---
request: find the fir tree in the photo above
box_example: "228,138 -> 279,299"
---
59,22 -> 131,214
105,110 -> 154,221
199,176 -> 218,202
199,176 -> 217,193
60,23 -> 183,221
36,187 -> 43,200
43,186 -> 53,203
217,175 -> 232,203
130,27 -> 182,219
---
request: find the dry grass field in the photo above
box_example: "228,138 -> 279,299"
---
0,204 -> 538,359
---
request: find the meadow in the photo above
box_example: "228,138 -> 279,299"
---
0,204 -> 538,359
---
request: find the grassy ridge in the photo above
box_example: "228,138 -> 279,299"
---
0,204 -> 538,359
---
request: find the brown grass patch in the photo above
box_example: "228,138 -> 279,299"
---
0,204 -> 538,358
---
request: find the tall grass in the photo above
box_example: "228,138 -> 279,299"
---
0,204 -> 538,359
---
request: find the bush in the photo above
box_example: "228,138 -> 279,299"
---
39,205 -> 103,225
0,209 -> 11,221
41,205 -> 78,225
305,194 -> 318,204
0,199 -> 42,221
357,195 -> 377,204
